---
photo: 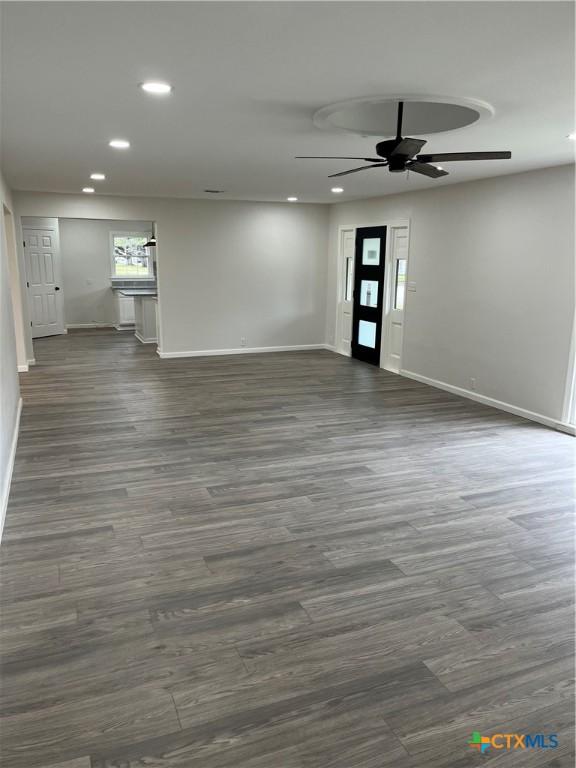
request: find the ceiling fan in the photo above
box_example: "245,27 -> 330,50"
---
296,101 -> 511,179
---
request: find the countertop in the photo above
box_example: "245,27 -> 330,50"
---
117,289 -> 157,297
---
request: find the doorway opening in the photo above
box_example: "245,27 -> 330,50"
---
335,220 -> 410,372
21,216 -> 160,350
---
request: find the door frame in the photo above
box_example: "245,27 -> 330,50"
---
335,227 -> 355,356
380,223 -> 411,373
335,219 -> 411,370
3,205 -> 29,370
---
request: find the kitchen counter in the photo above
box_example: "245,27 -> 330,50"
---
112,288 -> 158,341
117,289 -> 157,297
132,294 -> 158,344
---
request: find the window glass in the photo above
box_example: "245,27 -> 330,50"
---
394,259 -> 407,310
344,256 -> 353,301
362,238 -> 380,266
112,234 -> 152,278
358,320 -> 377,348
360,280 -> 378,308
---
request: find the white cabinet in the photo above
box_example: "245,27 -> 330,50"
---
134,296 -> 158,343
115,294 -> 135,328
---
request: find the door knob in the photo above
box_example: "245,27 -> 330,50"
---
55,286 -> 60,291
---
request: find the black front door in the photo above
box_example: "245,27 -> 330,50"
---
351,226 -> 387,366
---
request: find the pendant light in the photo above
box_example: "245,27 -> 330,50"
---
144,226 -> 157,249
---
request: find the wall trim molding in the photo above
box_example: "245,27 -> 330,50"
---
27,358 -> 35,366
66,323 -> 115,330
135,331 -> 157,345
400,369 -> 575,435
1,397 -> 22,541
17,364 -> 28,373
157,343 -> 329,359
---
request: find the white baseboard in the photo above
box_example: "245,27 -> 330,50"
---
114,324 -> 135,332
400,369 -> 575,435
17,364 -> 28,373
157,343 -> 328,359
1,397 -> 22,541
135,331 -> 157,345
66,323 -> 115,330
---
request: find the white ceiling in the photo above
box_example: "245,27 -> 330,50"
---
1,1 -> 574,203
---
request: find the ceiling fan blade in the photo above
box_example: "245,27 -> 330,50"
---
295,156 -> 384,162
417,151 -> 512,162
328,163 -> 387,178
390,138 -> 427,158
407,162 -> 449,179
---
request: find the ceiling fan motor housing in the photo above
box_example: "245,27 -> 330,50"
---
376,139 -> 410,171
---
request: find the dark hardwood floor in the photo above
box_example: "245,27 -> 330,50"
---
1,329 -> 574,767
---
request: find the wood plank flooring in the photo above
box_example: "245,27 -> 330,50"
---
1,328 -> 574,767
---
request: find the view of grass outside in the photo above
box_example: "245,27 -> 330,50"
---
114,262 -> 150,276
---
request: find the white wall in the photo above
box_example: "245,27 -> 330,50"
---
57,218 -> 152,326
0,170 -> 21,535
14,194 -> 330,354
327,164 -> 575,423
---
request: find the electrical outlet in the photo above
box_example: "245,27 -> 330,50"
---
240,337 -> 247,347
470,377 -> 477,391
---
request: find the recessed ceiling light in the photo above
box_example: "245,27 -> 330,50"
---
568,133 -> 576,141
140,81 -> 173,95
90,173 -> 106,181
287,197 -> 298,202
82,187 -> 95,194
436,166 -> 444,171
109,139 -> 130,149
331,187 -> 344,194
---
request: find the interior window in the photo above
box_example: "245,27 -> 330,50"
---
111,233 -> 153,278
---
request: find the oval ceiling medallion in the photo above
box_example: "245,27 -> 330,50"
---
313,95 -> 494,137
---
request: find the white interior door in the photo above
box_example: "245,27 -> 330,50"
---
337,228 -> 355,355
382,225 -> 409,373
24,226 -> 65,338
